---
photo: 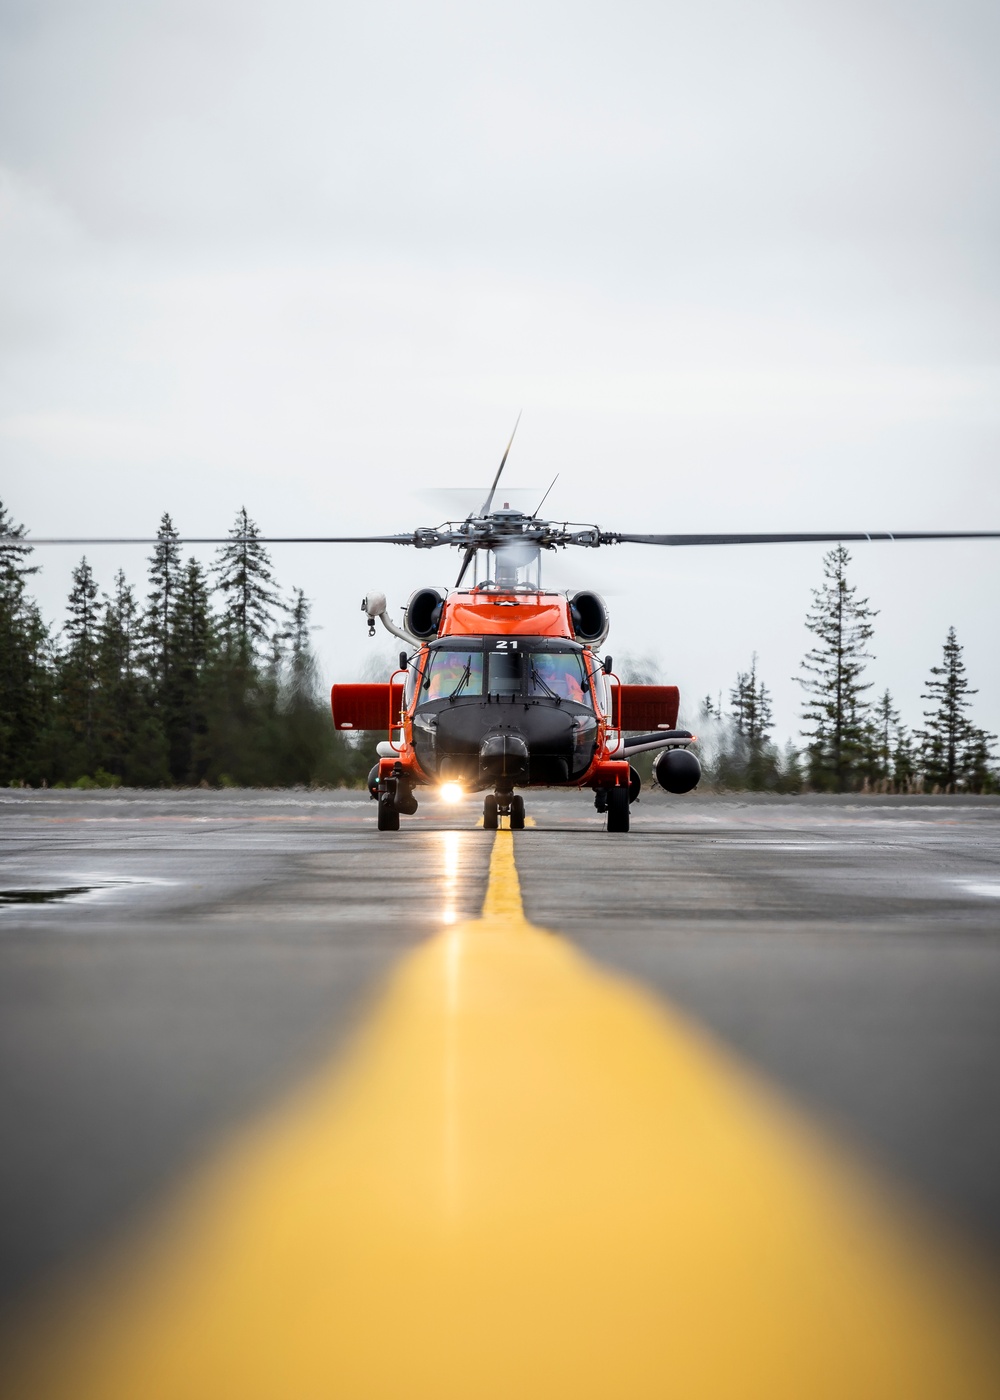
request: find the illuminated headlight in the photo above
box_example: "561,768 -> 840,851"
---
438,782 -> 464,804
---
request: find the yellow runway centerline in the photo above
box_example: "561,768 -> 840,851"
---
5,831 -> 1000,1398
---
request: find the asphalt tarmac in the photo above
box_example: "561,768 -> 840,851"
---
1,786 -> 999,1319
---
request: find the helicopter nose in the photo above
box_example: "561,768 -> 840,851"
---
478,730 -> 530,784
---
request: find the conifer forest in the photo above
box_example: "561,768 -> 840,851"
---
0,502 -> 372,791
1,501 -> 996,792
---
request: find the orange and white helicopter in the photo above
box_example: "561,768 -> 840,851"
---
337,577 -> 690,833
326,428 -> 1000,832
329,428 -> 693,832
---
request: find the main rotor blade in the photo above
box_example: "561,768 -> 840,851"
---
480,411 -> 522,517
608,531 -> 1000,546
0,535 -> 419,546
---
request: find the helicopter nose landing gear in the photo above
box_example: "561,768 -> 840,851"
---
376,787 -> 400,831
376,763 -> 416,831
483,789 -> 526,830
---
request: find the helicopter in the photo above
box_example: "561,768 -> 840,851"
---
7,424 -> 1000,832
332,443 -> 696,833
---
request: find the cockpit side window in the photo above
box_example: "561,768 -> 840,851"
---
585,655 -> 606,713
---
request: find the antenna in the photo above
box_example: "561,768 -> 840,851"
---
532,473 -> 559,518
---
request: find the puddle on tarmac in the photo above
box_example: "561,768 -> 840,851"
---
0,879 -> 148,907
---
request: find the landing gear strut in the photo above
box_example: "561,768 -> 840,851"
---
377,763 -> 417,831
377,786 -> 399,831
483,790 -> 526,830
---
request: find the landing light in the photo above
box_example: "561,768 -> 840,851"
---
439,782 -> 464,805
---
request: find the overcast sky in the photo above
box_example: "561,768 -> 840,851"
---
2,0 -> 998,742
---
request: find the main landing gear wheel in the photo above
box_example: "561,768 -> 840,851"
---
483,794 -> 499,830
510,794 -> 525,830
607,785 -> 630,833
377,792 -> 400,831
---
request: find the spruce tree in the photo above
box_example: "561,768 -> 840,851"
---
0,500 -> 39,591
892,725 -> 916,792
287,587 -> 310,655
722,655 -> 779,790
729,671 -> 752,737
265,586 -> 370,788
777,741 -> 803,794
142,512 -> 182,691
796,545 -> 877,791
959,729 -> 997,794
863,689 -> 903,788
0,502 -> 52,784
97,570 -> 168,785
729,654 -> 773,747
274,588 -> 326,783
214,507 -> 281,663
58,558 -> 102,777
169,558 -> 217,783
916,628 -> 996,791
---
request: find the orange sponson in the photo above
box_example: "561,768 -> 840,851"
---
440,591 -> 573,638
588,759 -> 631,788
380,749 -> 430,783
330,683 -> 404,731
612,685 -> 680,730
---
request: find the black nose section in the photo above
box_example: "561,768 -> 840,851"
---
479,730 -> 530,784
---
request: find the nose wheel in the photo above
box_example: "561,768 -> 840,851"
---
483,792 -> 526,830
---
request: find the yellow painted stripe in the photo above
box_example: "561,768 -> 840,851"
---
5,832 -> 1000,1399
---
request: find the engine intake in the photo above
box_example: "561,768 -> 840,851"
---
405,587 -> 444,639
568,590 -> 610,645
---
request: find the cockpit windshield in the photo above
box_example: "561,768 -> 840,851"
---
528,651 -> 588,703
417,638 -> 592,706
420,649 -> 484,700
489,651 -> 522,695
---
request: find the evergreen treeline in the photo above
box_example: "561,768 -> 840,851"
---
2,512 -> 996,793
691,545 -> 997,793
0,502 -> 373,789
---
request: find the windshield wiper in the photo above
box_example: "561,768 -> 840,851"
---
530,662 -> 562,705
448,659 -> 473,701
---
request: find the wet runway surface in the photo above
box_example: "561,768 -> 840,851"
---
2,787 -> 999,1312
